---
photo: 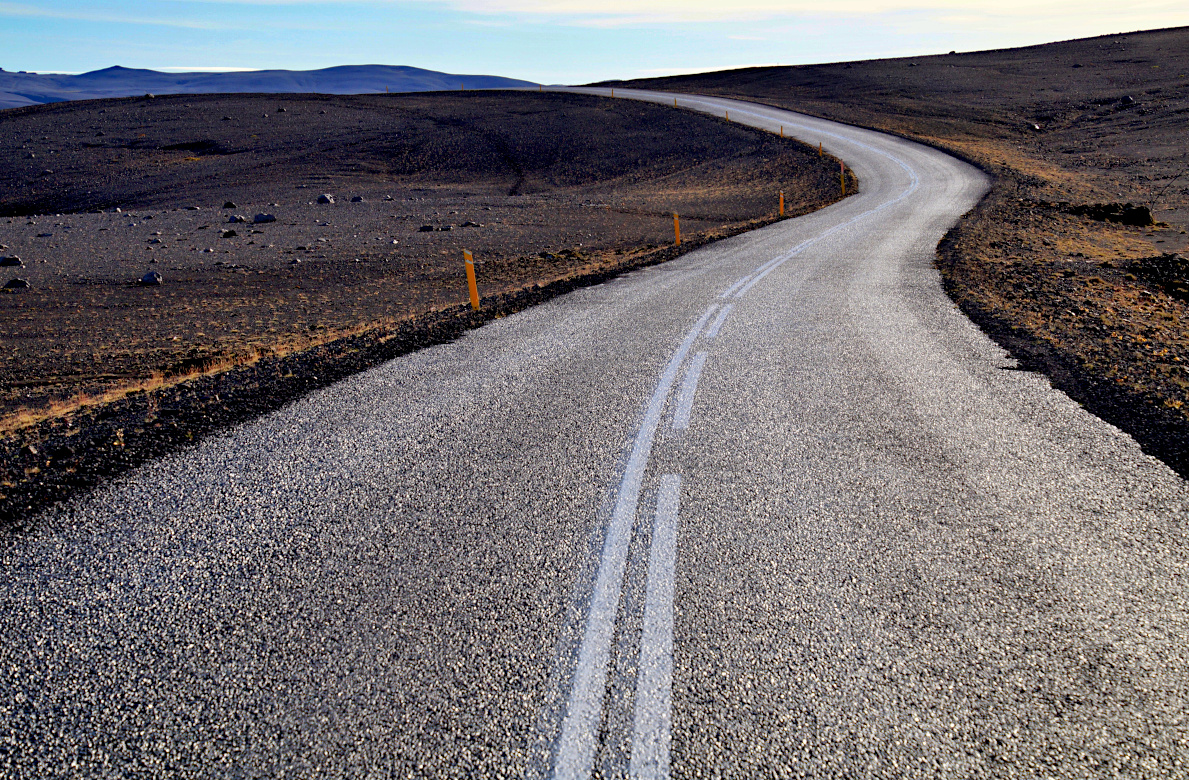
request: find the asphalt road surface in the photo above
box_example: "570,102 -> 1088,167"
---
2,91 -> 1187,778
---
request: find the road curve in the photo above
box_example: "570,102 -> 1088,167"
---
2,92 -> 1187,778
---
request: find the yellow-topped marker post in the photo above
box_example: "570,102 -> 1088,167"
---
779,191 -> 785,217
464,250 -> 480,310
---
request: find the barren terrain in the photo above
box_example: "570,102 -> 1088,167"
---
0,90 -> 844,522
614,26 -> 1189,474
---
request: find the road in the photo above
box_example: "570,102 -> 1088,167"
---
2,91 -> 1187,778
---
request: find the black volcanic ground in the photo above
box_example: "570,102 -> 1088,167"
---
0,90 -> 842,417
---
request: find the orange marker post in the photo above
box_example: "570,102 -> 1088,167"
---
725,110 -> 729,122
673,213 -> 681,246
779,190 -> 785,217
819,141 -> 823,157
780,125 -> 784,138
464,250 -> 480,310
840,162 -> 847,196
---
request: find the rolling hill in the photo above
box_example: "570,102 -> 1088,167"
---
0,64 -> 537,110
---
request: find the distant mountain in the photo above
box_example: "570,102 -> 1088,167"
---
0,65 -> 539,110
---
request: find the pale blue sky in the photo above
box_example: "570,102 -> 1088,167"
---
4,0 -> 1187,82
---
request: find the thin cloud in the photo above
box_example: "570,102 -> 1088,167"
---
0,2 -> 335,31
0,2 -> 227,28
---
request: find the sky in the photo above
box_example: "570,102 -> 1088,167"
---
4,0 -> 1188,83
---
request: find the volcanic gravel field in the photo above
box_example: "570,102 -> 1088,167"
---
0,90 -> 845,522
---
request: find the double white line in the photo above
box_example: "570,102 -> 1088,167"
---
551,304 -> 719,780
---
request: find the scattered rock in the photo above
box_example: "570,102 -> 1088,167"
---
139,272 -> 162,286
221,116 -> 232,121
383,195 -> 394,201
185,206 -> 201,211
49,445 -> 75,462
277,107 -> 287,112
418,225 -> 435,232
36,233 -> 52,238
1120,95 -> 1135,106
317,194 -> 335,204
0,256 -> 22,267
229,214 -> 248,223
221,229 -> 238,238
223,201 -> 236,208
461,221 -> 480,227
3,278 -> 30,289
350,196 -> 364,203
253,213 -> 277,224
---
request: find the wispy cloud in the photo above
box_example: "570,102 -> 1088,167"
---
0,1 -> 227,28
404,0 -> 1116,23
0,2 -> 334,31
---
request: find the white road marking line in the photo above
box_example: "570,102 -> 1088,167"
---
629,475 -> 681,780
719,276 -> 751,298
703,305 -> 733,340
733,162 -> 919,299
570,87 -> 925,304
552,304 -> 718,780
672,353 -> 708,431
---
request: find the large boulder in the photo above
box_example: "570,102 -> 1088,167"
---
1067,202 -> 1155,226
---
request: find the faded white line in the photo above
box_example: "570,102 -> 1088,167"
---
563,87 -> 922,302
732,163 -> 919,299
719,276 -> 750,299
703,305 -> 733,340
552,305 -> 718,780
672,352 -> 708,431
629,475 -> 681,780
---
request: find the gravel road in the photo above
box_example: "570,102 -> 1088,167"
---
1,92 -> 1186,778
